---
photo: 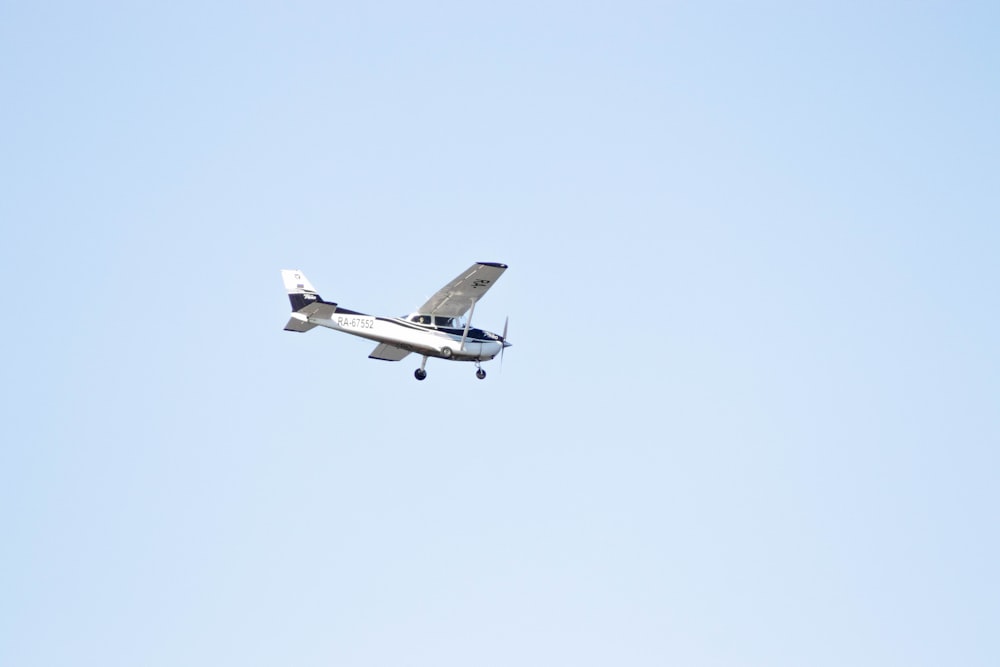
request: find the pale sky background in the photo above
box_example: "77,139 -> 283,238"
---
2,2 -> 998,665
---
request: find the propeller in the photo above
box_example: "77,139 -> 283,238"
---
499,316 -> 510,371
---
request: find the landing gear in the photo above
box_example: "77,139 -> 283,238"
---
475,364 -> 487,380
414,356 -> 429,381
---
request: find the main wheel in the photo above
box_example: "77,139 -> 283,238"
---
414,368 -> 427,381
476,368 -> 487,380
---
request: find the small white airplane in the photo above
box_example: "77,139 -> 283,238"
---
281,262 -> 511,381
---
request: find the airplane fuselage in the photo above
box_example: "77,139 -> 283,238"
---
293,307 -> 504,361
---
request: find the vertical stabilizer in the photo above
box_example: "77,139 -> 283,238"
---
281,269 -> 338,332
281,269 -> 323,312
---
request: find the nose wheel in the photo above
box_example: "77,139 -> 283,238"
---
475,362 -> 486,380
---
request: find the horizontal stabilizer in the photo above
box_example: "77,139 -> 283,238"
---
284,317 -> 318,333
298,301 -> 338,320
369,343 -> 411,362
281,298 -> 336,334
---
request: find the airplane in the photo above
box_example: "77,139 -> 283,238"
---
280,262 -> 511,381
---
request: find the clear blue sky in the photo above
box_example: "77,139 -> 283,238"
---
2,2 -> 998,665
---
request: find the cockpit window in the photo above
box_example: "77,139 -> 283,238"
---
408,314 -> 459,327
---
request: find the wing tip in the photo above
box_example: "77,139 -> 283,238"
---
477,262 -> 508,269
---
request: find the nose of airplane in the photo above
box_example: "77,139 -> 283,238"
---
503,340 -> 512,348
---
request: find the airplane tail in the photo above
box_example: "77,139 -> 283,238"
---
280,269 -> 337,332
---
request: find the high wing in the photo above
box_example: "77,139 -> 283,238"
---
416,262 -> 508,317
369,343 -> 412,362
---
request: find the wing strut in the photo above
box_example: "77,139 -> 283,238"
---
459,299 -> 479,351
